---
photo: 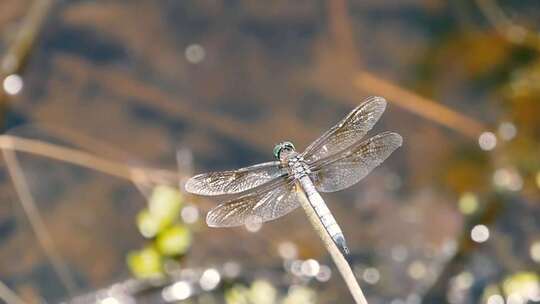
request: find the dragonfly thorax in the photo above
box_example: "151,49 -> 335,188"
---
273,141 -> 311,178
287,155 -> 311,179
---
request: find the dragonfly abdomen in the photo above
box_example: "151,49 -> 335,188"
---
298,175 -> 350,255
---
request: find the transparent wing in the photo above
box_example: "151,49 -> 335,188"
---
309,132 -> 402,192
206,178 -> 299,227
185,161 -> 285,196
301,96 -> 387,163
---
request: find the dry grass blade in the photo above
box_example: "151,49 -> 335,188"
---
476,0 -> 540,50
354,72 -> 486,138
0,0 -> 53,74
0,133 -> 183,298
0,135 -> 180,185
1,0 -> 53,103
0,281 -> 26,304
315,0 -> 487,139
2,148 -> 78,295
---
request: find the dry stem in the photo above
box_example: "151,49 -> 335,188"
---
2,149 -> 78,295
0,281 -> 26,304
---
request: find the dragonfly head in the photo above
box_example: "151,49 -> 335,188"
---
273,141 -> 296,161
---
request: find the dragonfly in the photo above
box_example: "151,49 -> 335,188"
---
185,96 -> 402,255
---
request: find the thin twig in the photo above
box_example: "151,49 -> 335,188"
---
354,72 -> 486,138
1,0 -> 53,74
297,189 -> 368,304
328,0 -> 360,64
0,135 -> 180,185
0,281 -> 26,304
1,0 -> 53,102
0,134 -> 181,297
2,149 -> 78,295
315,0 -> 487,139
476,0 -> 540,51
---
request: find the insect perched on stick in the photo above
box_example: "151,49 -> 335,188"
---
186,96 -> 402,256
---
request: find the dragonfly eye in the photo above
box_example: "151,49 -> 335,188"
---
273,144 -> 282,159
273,141 -> 296,160
283,141 -> 295,151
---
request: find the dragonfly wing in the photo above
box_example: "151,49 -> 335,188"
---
206,178 -> 299,227
185,161 -> 285,196
309,132 -> 402,192
301,96 -> 387,163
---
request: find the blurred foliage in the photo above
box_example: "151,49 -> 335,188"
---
126,246 -> 163,279
128,186 -> 192,279
225,280 -> 316,304
416,1 -> 540,302
482,272 -> 540,303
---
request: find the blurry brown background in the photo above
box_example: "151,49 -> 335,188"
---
0,0 -> 539,303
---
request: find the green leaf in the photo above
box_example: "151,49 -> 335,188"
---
136,209 -> 161,238
225,284 -> 250,304
249,280 -> 277,304
150,185 -> 183,221
127,247 -> 163,279
156,224 -> 192,256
